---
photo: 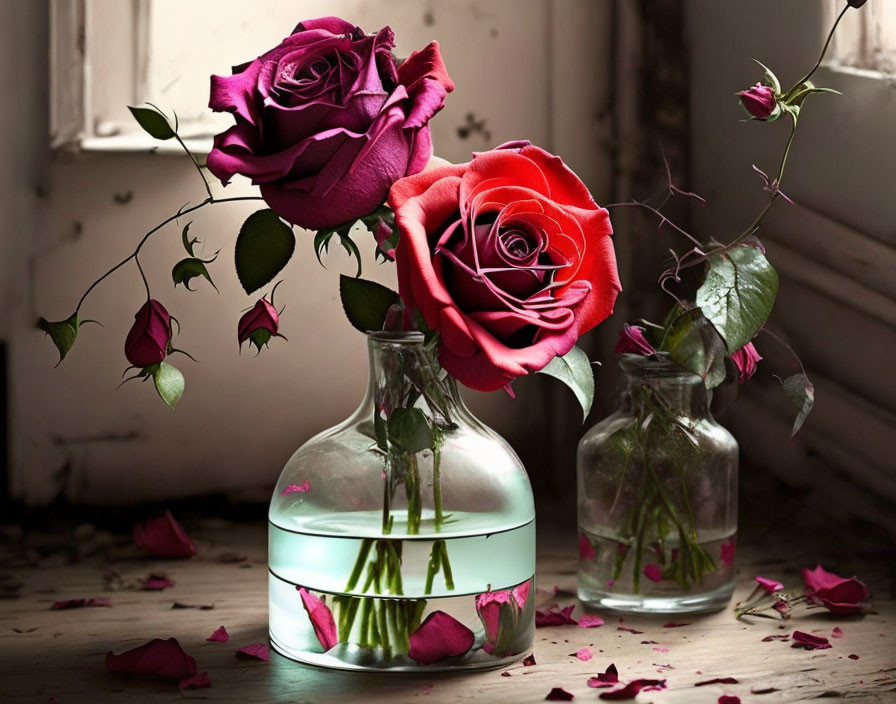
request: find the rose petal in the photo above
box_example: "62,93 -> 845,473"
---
546,687 -> 575,701
652,647 -> 669,653
579,533 -> 597,561
718,697 -> 741,704
105,637 -> 197,680
599,679 -> 667,700
791,631 -> 831,651
235,643 -> 269,661
578,614 -> 605,628
206,626 -> 229,643
535,604 -> 578,627
133,511 -> 196,558
178,672 -> 211,690
576,647 -> 593,661
801,564 -> 869,615
523,654 -> 537,666
832,627 -> 843,638
848,653 -> 859,660
281,481 -> 310,495
142,574 -> 175,591
695,677 -> 740,686
663,622 -> 691,628
297,587 -> 338,651
51,598 -> 111,610
643,564 -> 663,583
755,576 -> 783,594
617,626 -> 644,635
720,538 -> 736,567
408,610 -> 474,664
761,634 -> 790,642
588,664 -> 619,688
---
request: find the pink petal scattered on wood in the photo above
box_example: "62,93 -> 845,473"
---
133,511 -> 196,558
535,604 -> 578,627
206,626 -> 229,643
718,696 -> 741,704
848,653 -> 860,660
105,638 -> 197,680
545,687 -> 575,701
832,627 -> 843,638
578,614 -> 605,628
141,574 -> 175,591
576,647 -> 593,661
178,672 -> 211,689
297,587 -> 338,651
588,664 -> 619,688
408,610 -> 474,664
791,631 -> 831,651
662,621 -> 691,628
599,679 -> 667,700
523,654 -> 537,666
235,643 -> 269,661
754,576 -> 783,593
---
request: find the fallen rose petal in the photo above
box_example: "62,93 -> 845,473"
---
652,646 -> 668,653
578,614 -> 605,628
695,677 -> 739,686
298,587 -> 338,651
791,631 -> 831,651
523,654 -> 537,666
579,533 -> 597,561
617,626 -> 644,634
206,626 -> 229,643
142,574 -> 175,591
235,643 -> 269,661
599,678 -> 667,700
546,687 -> 575,701
832,627 -> 843,638
718,697 -> 741,704
105,637 -> 197,680
409,610 -> 474,664
643,564 -> 662,582
577,647 -> 593,661
501,671 -> 512,677
801,564 -> 870,615
755,576 -> 783,594
133,511 -> 196,558
281,481 -> 310,496
536,604 -> 578,627
848,653 -> 859,660
761,634 -> 790,642
662,622 -> 691,628
178,672 -> 211,689
51,597 -> 111,610
588,664 -> 620,688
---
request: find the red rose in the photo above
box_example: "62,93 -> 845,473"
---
738,83 -> 778,121
389,143 -> 620,391
124,299 -> 172,368
237,297 -> 283,351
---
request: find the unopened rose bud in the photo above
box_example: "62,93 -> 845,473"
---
124,299 -> 172,368
614,324 -> 656,356
731,342 -> 762,383
238,297 -> 282,351
738,83 -> 778,120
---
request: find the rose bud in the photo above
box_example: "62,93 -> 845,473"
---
738,83 -> 778,120
238,297 -> 284,352
730,341 -> 762,383
615,324 -> 656,356
124,299 -> 172,368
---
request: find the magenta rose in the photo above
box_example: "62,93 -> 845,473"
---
206,17 -> 454,230
238,297 -> 283,351
730,341 -> 761,383
124,299 -> 172,368
738,83 -> 778,120
390,142 -> 621,392
615,324 -> 656,356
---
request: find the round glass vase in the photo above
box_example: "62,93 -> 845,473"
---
577,353 -> 738,614
269,332 -> 535,671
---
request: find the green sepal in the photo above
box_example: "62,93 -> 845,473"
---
387,407 -> 434,454
153,361 -> 184,409
234,209 -> 296,295
127,105 -> 175,140
696,241 -> 779,354
172,256 -> 218,292
247,328 -> 272,353
753,59 -> 781,94
181,221 -> 199,256
339,275 -> 400,333
37,312 -> 82,366
538,345 -> 595,420
781,373 -> 814,438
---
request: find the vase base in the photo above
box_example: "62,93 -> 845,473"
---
577,581 -> 734,615
269,631 -> 527,673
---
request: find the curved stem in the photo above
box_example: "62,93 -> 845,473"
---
134,254 -> 151,301
794,4 -> 850,89
74,195 -> 264,314
173,133 -> 213,201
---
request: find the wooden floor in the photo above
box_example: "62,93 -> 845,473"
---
1,506 -> 895,704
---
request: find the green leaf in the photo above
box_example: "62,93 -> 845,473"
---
153,362 -> 184,409
696,242 -> 779,354
664,308 -> 728,388
172,257 -> 218,292
181,222 -> 198,256
538,345 -> 595,420
234,209 -> 296,295
781,373 -> 814,438
387,407 -> 434,454
339,275 -> 400,333
37,313 -> 81,365
127,106 -> 175,140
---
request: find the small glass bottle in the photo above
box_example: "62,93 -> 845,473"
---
577,353 -> 738,614
269,332 -> 535,671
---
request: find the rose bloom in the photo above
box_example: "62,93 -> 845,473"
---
731,341 -> 762,383
207,17 -> 453,230
390,142 -> 620,392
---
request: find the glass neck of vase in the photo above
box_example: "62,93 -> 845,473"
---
619,354 -> 709,418
363,331 -> 464,425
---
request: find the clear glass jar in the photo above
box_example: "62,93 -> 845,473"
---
577,353 -> 738,614
269,332 -> 535,671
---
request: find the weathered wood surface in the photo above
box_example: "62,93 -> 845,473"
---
1,518 -> 894,704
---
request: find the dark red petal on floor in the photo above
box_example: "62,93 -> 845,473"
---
206,625 -> 229,643
105,637 -> 197,680
546,687 -> 575,701
599,679 -> 667,700
178,672 -> 211,689
235,643 -> 269,661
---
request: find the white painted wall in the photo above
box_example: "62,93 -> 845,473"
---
6,0 -> 613,505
